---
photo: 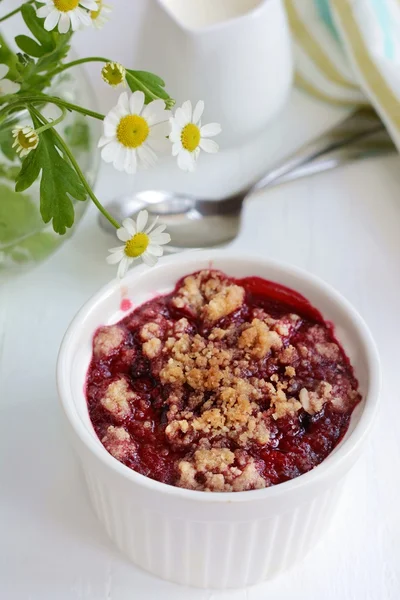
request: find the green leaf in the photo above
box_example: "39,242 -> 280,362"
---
126,70 -> 174,107
21,3 -> 54,51
130,70 -> 166,88
15,115 -> 87,235
15,146 -> 42,192
15,35 -> 46,58
0,133 -> 16,162
36,40 -> 71,72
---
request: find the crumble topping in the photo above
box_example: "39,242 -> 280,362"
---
172,270 -> 244,321
102,426 -> 136,460
87,269 -> 361,492
93,325 -> 125,358
176,448 -> 265,492
100,378 -> 134,420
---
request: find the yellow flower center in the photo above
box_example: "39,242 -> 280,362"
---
90,0 -> 102,18
102,62 -> 125,87
54,0 -> 79,11
125,232 -> 149,258
18,130 -> 38,150
117,115 -> 149,148
181,123 -> 200,152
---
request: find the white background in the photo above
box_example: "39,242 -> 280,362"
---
1,1 -> 400,598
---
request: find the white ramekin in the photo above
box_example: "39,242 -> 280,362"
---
57,251 -> 380,589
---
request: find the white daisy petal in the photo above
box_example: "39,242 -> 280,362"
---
76,6 -> 91,27
103,120 -> 117,137
117,227 -> 131,242
1,80 -> 20,95
117,92 -> 130,115
174,107 -> 189,128
124,148 -> 137,174
101,141 -> 120,163
200,123 -> 222,137
193,100 -> 204,124
58,12 -> 70,34
136,210 -> 148,233
0,64 -> 9,79
69,10 -> 81,31
143,102 -> 170,126
105,107 -> 122,126
181,100 -> 192,122
112,145 -> 128,171
118,256 -> 132,279
98,135 -> 114,148
199,138 -> 219,153
142,252 -> 158,267
122,218 -> 136,236
169,130 -> 180,144
177,149 -> 196,172
147,244 -> 163,257
149,224 -> 166,237
150,232 -> 171,245
107,251 -> 124,265
37,5 -> 52,17
109,246 -> 125,253
129,91 -> 145,115
81,0 -> 98,9
145,216 -> 159,235
172,142 -> 182,156
44,9 -> 60,31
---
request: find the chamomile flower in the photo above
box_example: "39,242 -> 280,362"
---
0,64 -> 20,96
101,62 -> 126,87
12,126 -> 39,158
90,0 -> 112,28
107,210 -> 171,278
169,100 -> 221,172
98,91 -> 171,174
36,0 -> 98,34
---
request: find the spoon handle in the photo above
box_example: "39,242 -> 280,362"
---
273,130 -> 394,186
249,108 -> 386,194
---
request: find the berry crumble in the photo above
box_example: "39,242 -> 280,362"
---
86,269 -> 361,492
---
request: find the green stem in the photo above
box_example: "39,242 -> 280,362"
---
30,106 -> 120,230
36,107 -> 67,133
50,56 -> 111,76
0,0 -> 34,22
0,95 -> 105,121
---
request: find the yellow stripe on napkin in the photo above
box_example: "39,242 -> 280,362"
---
332,0 -> 400,145
295,73 -> 368,107
285,0 -> 358,91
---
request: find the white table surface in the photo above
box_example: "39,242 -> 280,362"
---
2,2 -> 400,599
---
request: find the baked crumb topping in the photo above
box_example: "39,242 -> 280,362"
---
176,448 -> 265,492
100,378 -> 134,420
102,426 -> 135,460
88,269 -> 361,492
93,325 -> 125,358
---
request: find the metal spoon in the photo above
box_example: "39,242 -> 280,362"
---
99,109 -> 394,249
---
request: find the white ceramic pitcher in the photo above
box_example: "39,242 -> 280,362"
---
135,0 -> 293,147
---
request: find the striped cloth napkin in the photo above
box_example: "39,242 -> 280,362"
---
285,0 -> 400,150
